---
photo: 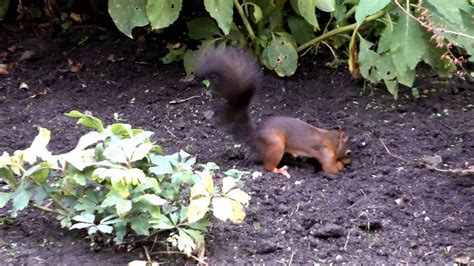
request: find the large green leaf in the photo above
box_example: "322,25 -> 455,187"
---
0,0 -> 9,21
355,0 -> 390,24
108,0 -> 149,38
315,0 -> 335,12
426,0 -> 471,25
389,14 -> 426,74
204,0 -> 233,35
146,0 -> 182,30
187,17 -> 221,40
287,17 -> 315,45
290,0 -> 319,29
262,33 -> 298,77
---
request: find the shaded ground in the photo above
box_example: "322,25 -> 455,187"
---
0,25 -> 473,264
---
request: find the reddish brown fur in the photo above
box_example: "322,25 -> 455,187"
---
197,47 -> 351,176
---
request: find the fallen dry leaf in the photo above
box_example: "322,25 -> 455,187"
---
7,45 -> 17,52
68,59 -> 83,73
106,53 -> 124,63
0,64 -> 9,76
28,89 -> 48,99
19,50 -> 35,61
454,252 -> 470,265
69,12 -> 82,23
128,260 -> 159,266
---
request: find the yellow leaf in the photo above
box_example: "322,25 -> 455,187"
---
200,170 -> 214,194
187,196 -> 211,223
228,199 -> 246,223
211,197 -> 232,222
190,183 -> 209,199
222,176 -> 237,194
226,188 -> 251,205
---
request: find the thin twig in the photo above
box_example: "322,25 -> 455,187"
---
151,251 -> 208,265
169,95 -> 201,105
343,228 -> 354,251
380,139 -> 473,176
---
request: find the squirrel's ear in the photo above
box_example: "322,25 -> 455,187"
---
338,128 -> 349,143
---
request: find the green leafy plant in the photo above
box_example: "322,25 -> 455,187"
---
0,111 -> 251,256
107,0 -> 473,98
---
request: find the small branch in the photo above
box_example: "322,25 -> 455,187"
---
380,139 -> 474,176
31,203 -> 63,216
169,95 -> 200,105
297,6 -> 396,53
343,228 -> 354,251
233,0 -> 256,41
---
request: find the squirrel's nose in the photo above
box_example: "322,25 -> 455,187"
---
345,150 -> 352,156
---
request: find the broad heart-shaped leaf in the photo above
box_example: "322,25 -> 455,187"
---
355,0 -> 390,24
262,34 -> 298,77
187,17 -> 221,40
290,0 -> 319,29
389,14 -> 426,74
358,35 -> 380,83
287,16 -> 315,45
146,0 -> 182,30
65,110 -> 104,133
203,0 -> 233,35
108,0 -> 149,38
315,0 -> 335,12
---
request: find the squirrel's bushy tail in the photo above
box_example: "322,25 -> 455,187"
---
197,47 -> 262,141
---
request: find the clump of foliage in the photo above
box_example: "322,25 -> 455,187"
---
107,0 -> 473,98
0,111 -> 251,256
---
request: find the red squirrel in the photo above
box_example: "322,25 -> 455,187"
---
197,47 -> 351,177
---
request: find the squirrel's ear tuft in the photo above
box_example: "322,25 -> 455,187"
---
338,128 -> 349,143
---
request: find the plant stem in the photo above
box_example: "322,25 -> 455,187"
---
344,5 -> 357,20
297,5 -> 396,53
32,203 -> 63,216
233,0 -> 256,41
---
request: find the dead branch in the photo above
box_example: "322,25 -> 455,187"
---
379,139 -> 474,176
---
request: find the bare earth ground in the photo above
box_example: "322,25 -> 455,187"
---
0,26 -> 473,264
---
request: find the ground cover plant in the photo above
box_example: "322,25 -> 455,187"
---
105,0 -> 473,98
0,109 -> 251,262
0,1 -> 473,264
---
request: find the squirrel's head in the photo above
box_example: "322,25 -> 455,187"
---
336,128 -> 351,165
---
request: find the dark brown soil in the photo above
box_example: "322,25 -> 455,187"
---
0,25 -> 473,265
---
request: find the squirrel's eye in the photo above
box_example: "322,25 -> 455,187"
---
345,150 -> 351,156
